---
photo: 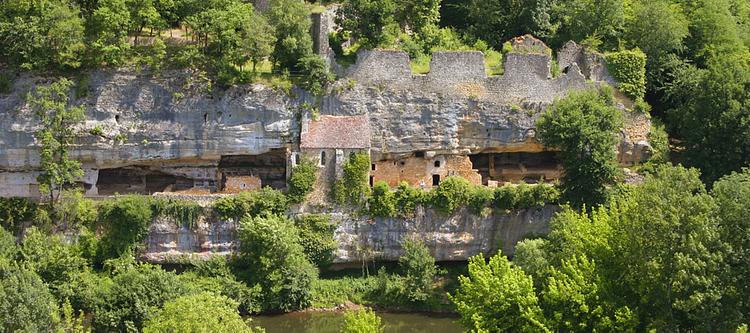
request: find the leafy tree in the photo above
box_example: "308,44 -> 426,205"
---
0,227 -> 15,263
127,0 -> 163,45
267,0 -> 314,71
712,169 -> 750,320
143,292 -> 257,333
0,197 -> 37,233
238,214 -> 318,311
512,238 -> 551,283
241,11 -> 275,72
0,265 -> 59,332
450,252 -> 549,332
295,214 -> 338,268
552,0 -> 624,48
429,176 -> 472,214
341,308 -> 384,333
93,263 -> 188,331
399,239 -> 436,303
96,195 -> 154,261
336,0 -> 398,49
536,88 -> 622,208
396,0 -> 441,37
19,227 -> 88,298
297,54 -> 335,96
464,0 -> 555,49
609,165 -> 730,331
368,181 -> 396,218
26,79 -> 86,210
91,0 -> 133,66
213,187 -> 289,220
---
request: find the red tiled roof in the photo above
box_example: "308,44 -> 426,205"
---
301,115 -> 371,149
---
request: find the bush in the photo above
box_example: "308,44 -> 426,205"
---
238,214 -> 317,311
143,292 -> 257,332
399,239 -> 436,303
333,152 -> 372,206
92,264 -> 188,332
468,186 -> 494,214
288,158 -> 317,204
96,195 -> 154,262
295,214 -> 338,269
367,181 -> 396,218
19,227 -> 88,298
605,49 -> 647,101
213,187 -> 289,220
394,182 -> 427,218
341,308 -> 385,333
297,55 -> 335,97
0,197 -> 38,233
429,176 -> 473,214
0,265 -> 59,332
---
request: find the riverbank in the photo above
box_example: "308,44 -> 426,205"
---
252,311 -> 463,333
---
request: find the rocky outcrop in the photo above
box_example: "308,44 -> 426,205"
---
141,206 -> 558,264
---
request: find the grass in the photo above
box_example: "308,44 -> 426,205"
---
484,49 -> 504,76
410,54 -> 431,75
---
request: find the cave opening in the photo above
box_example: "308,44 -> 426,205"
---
469,151 -> 562,185
96,167 -> 194,195
218,148 -> 288,191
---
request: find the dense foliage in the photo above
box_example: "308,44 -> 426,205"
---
537,88 -> 622,208
287,158 -> 318,203
333,152 -> 372,206
398,239 -> 436,303
295,214 -> 338,268
143,292 -> 257,332
341,308 -> 385,333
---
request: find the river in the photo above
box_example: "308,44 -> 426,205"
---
252,312 -> 464,333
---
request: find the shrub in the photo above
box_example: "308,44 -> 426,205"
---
605,49 -> 647,101
429,176 -> 473,214
295,214 -> 338,269
494,185 -> 520,210
96,195 -> 154,261
297,55 -> 335,97
213,187 -> 289,220
399,239 -> 436,303
367,181 -> 396,218
394,182 -> 427,218
0,197 -> 37,233
143,292 -> 257,333
0,265 -> 59,332
238,214 -> 317,311
18,227 -> 88,298
342,308 -> 385,333
468,185 -> 495,214
288,158 -> 317,204
333,152 -> 372,206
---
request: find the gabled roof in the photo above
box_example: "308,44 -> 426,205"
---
301,115 -> 371,149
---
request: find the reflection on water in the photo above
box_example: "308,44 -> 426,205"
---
252,311 -> 463,333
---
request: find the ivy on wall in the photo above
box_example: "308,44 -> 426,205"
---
605,49 -> 647,101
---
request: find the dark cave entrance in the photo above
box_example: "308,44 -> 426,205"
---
218,148 -> 288,191
469,151 -> 562,184
96,167 -> 194,195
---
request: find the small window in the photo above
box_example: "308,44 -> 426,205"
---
115,115 -> 120,123
432,175 -> 441,186
434,160 -> 441,168
294,154 -> 300,165
415,151 -> 425,158
320,151 -> 326,166
369,176 -> 374,187
371,164 -> 376,171
203,113 -> 208,123
399,161 -> 405,166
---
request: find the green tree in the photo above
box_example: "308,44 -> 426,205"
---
396,0 -> 441,37
430,176 -> 472,214
238,214 -> 318,311
712,169 -> 750,320
144,292 -> 257,333
399,239 -> 436,303
450,252 -> 550,332
295,214 -> 338,268
609,165 -> 730,331
96,195 -> 154,261
341,308 -> 384,333
336,0 -> 398,49
536,88 -> 622,208
241,11 -> 276,72
19,227 -> 88,299
0,265 -> 59,332
512,238 -> 550,283
464,0 -> 555,49
91,0 -> 133,66
297,54 -> 335,96
26,79 -> 86,210
368,181 -> 396,218
93,263 -> 188,331
127,0 -> 163,45
267,0 -> 314,71
552,0 -> 624,48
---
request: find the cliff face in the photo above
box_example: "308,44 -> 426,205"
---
142,206 -> 559,264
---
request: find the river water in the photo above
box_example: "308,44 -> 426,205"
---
252,312 -> 464,333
